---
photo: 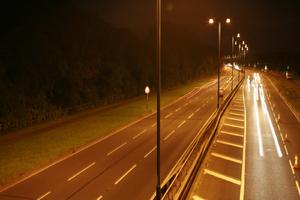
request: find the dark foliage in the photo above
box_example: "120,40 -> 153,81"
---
0,4 -> 217,132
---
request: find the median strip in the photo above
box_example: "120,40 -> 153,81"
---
67,162 -> 95,181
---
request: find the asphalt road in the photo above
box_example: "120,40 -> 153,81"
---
187,70 -> 300,200
0,70 -> 237,200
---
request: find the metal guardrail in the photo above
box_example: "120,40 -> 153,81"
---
153,77 -> 245,200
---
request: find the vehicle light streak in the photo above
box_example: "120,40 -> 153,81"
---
254,83 -> 264,157
259,86 -> 283,158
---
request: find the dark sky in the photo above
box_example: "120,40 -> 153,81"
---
2,0 -> 300,55
98,0 -> 300,55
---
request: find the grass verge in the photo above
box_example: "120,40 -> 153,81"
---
0,77 -> 213,188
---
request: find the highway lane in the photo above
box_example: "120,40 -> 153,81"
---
0,74 -> 235,200
244,72 -> 298,199
187,71 -> 300,200
0,68 -> 238,200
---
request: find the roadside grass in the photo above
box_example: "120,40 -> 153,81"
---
0,77 -> 213,187
267,75 -> 300,115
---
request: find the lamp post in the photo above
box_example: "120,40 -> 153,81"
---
156,0 -> 161,199
209,18 -> 231,109
231,33 -> 240,90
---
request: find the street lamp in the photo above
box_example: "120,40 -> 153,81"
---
208,17 -> 231,109
231,33 -> 240,90
156,0 -> 161,199
145,86 -> 150,110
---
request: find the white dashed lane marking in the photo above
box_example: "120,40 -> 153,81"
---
68,162 -> 96,181
114,164 -> 137,185
37,191 -> 51,200
106,142 -> 127,156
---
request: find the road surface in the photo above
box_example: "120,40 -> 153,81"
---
0,70 -> 238,200
187,71 -> 300,200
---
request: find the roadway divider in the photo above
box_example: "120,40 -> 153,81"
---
152,76 -> 245,200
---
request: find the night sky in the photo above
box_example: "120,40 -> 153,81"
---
100,0 -> 300,55
1,0 -> 300,55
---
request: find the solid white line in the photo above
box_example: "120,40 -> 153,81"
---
188,113 -> 194,119
229,112 -> 244,117
289,160 -> 295,175
96,195 -> 103,200
296,181 -> 300,197
216,140 -> 243,148
114,164 -> 137,185
211,152 -> 242,164
177,120 -> 186,128
204,169 -> 241,185
226,117 -> 244,122
106,142 -> 127,156
163,130 -> 175,141
223,123 -> 244,129
240,87 -> 246,200
144,146 -> 157,158
68,162 -> 95,181
165,112 -> 173,119
37,191 -> 51,200
221,130 -> 244,138
132,129 -> 146,139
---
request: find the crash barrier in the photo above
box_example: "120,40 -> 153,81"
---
151,77 -> 245,200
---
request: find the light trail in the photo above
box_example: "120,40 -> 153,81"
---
259,86 -> 283,157
254,81 -> 264,157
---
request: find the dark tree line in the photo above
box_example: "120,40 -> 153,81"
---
0,5 -> 217,132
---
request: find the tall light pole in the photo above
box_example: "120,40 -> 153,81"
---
209,18 -> 231,109
156,0 -> 161,199
231,33 -> 240,90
